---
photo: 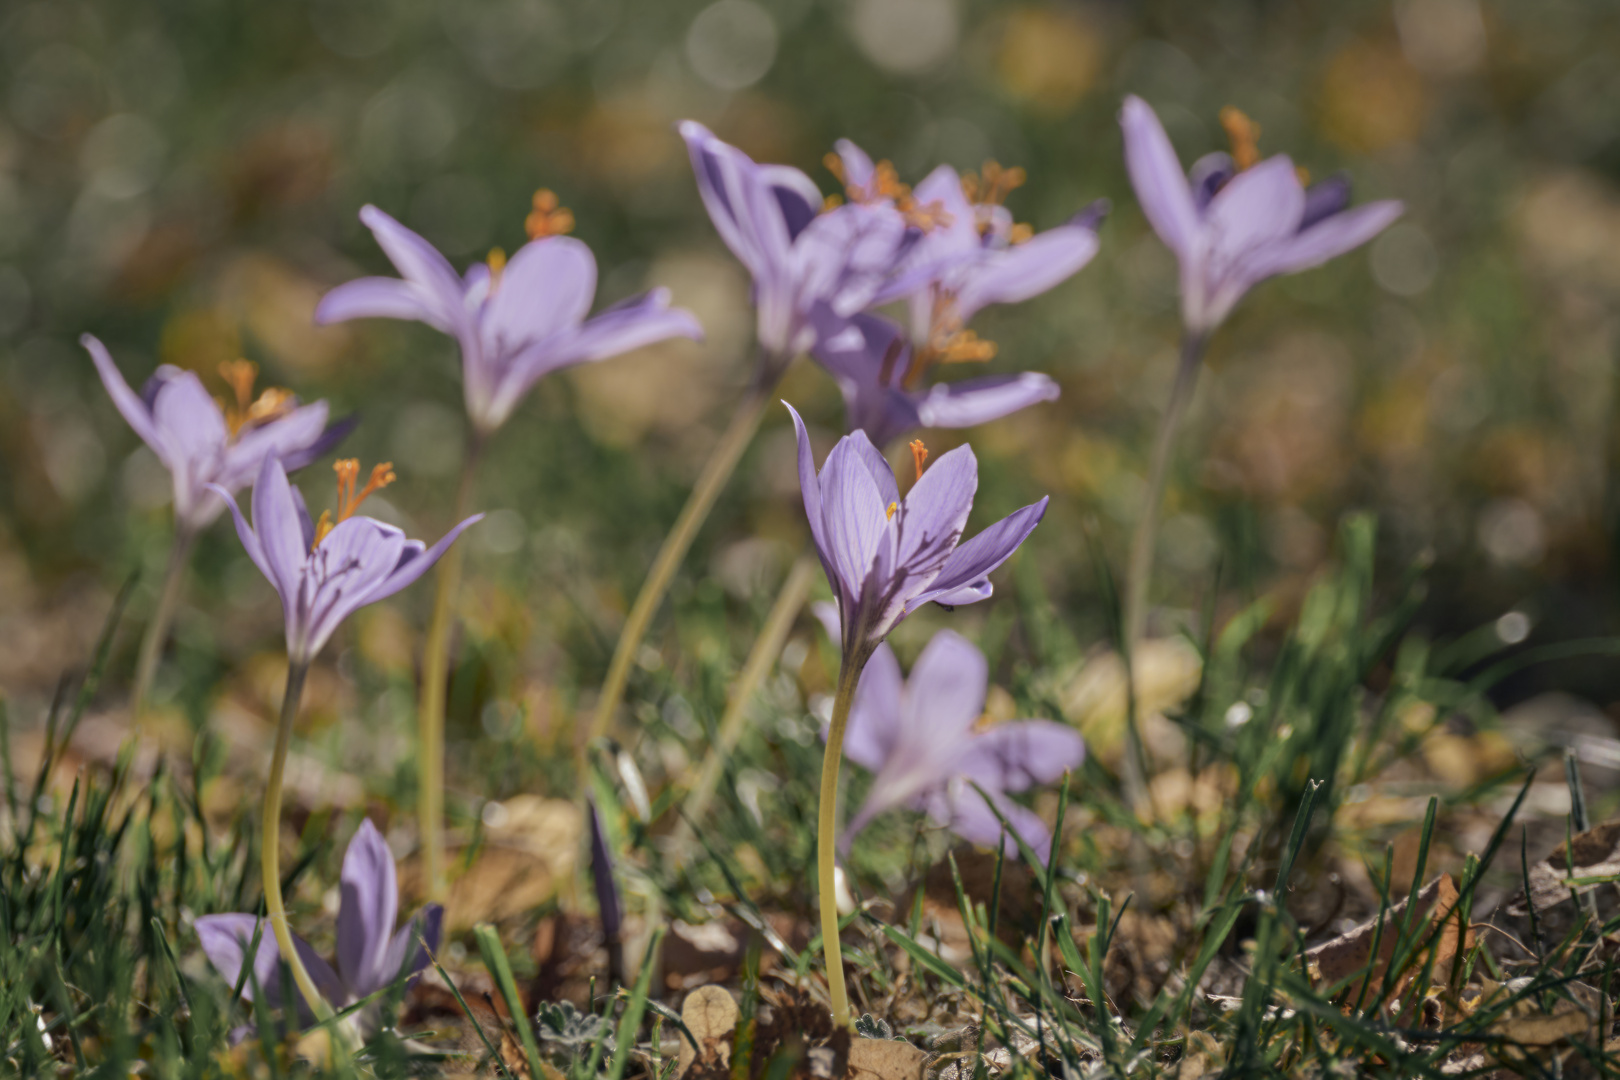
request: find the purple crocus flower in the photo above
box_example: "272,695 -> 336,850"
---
829,140 -> 1106,355
1119,95 -> 1403,334
314,204 -> 704,436
810,308 -> 1060,449
814,608 -> 1083,861
680,122 -> 937,368
213,455 -> 481,664
787,403 -> 1048,663
84,335 -> 353,532
196,819 -> 443,1033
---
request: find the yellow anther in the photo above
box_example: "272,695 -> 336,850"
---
1219,106 -> 1263,171
937,329 -> 997,365
1296,165 -> 1311,187
822,193 -> 845,212
885,501 -> 898,521
217,359 -> 294,439
525,188 -> 574,240
315,458 -> 396,548
1009,223 -> 1035,245
486,246 -> 507,282
961,160 -> 1027,207
909,439 -> 928,483
826,151 -> 949,232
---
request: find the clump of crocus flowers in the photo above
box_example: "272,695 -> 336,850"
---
69,92 -> 1403,1044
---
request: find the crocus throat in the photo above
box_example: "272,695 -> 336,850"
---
217,359 -> 295,441
824,153 -> 951,233
962,160 -> 1035,245
525,188 -> 575,240
312,458 -> 396,548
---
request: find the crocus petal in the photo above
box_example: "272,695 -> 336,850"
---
211,486 -> 276,593
371,513 -> 484,601
891,442 -> 976,596
337,818 -> 399,998
848,428 -> 899,508
1253,199 -> 1404,280
300,517 -> 410,659
151,369 -> 229,496
841,641 -> 904,773
352,205 -> 466,331
926,784 -> 1053,863
761,165 -> 824,242
955,720 -> 1085,792
1299,175 -> 1353,230
819,434 -> 892,609
913,373 -> 1060,431
907,496 -> 1048,611
787,403 -> 834,586
249,457 -> 310,621
221,401 -> 332,491
952,219 -> 1101,320
681,122 -> 764,274
1203,155 -> 1306,277
83,335 -> 164,454
280,412 -> 359,473
1120,96 -> 1200,259
376,904 -> 443,993
483,236 -> 597,356
565,289 -> 706,364
195,914 -> 347,1017
897,629 -> 988,746
314,277 -> 446,328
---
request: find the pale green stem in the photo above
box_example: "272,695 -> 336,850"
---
818,652 -> 865,1030
1119,333 -> 1206,815
669,552 -> 816,867
418,443 -> 481,903
262,659 -> 332,1023
585,380 -> 774,756
130,526 -> 196,725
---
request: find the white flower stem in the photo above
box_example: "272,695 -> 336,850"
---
817,652 -> 864,1030
261,659 -> 333,1023
130,525 -> 196,726
418,442 -> 481,903
584,374 -> 776,757
1120,332 -> 1205,812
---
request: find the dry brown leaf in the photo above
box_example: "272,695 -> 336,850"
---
846,1037 -> 928,1080
1507,819 -> 1620,916
677,985 -> 739,1077
1304,873 -> 1474,1011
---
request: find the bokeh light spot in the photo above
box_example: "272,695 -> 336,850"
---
686,0 -> 778,91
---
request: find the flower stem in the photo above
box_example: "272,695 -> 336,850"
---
419,444 -> 481,903
585,379 -> 774,753
261,659 -> 331,1023
130,526 -> 196,725
817,652 -> 864,1030
669,552 -> 816,866
1119,333 -> 1205,811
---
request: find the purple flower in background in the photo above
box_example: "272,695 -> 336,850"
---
1120,95 -> 1403,335
196,819 -> 443,1032
314,203 -> 703,435
84,336 -> 353,532
787,403 -> 1047,662
829,141 -> 1106,356
814,609 -> 1083,861
680,122 -> 936,367
214,455 -> 481,663
811,309 -> 1060,448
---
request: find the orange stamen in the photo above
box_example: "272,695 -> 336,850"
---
217,359 -> 294,439
1219,106 -> 1263,171
826,152 -> 949,232
525,189 -> 575,240
909,439 -> 928,483
961,160 -> 1027,207
313,458 -> 396,548
885,501 -> 898,521
486,247 -> 507,287
903,301 -> 1000,389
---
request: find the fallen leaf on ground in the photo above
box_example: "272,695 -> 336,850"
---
846,1037 -> 928,1080
1304,873 -> 1474,1013
677,984 -> 738,1078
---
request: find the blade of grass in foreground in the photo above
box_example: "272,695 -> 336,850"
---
475,922 -> 546,1080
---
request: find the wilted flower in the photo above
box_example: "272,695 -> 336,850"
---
314,202 -> 703,435
213,455 -> 480,663
680,122 -> 938,368
787,403 -> 1047,663
814,609 -> 1084,860
810,309 -> 1060,448
196,819 -> 443,1032
84,335 -> 352,532
1119,95 -> 1403,334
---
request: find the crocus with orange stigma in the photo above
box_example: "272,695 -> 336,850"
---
213,454 -> 478,1023
787,401 -> 1047,1029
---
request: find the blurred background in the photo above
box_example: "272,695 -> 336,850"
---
2,0 -> 1619,809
